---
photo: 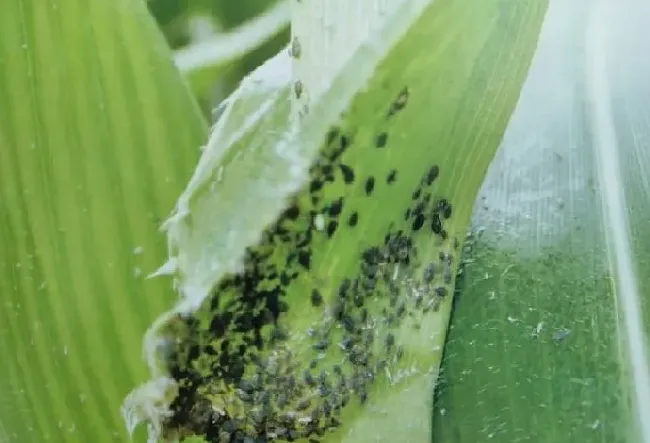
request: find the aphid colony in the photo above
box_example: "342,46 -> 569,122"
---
159,85 -> 459,443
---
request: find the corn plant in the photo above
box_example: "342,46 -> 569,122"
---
1,1 -> 648,443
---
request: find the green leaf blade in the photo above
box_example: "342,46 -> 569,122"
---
433,1 -> 650,441
0,0 -> 206,441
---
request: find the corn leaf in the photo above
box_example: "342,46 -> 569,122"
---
434,1 -> 650,442
0,1 -> 207,442
123,0 -> 548,441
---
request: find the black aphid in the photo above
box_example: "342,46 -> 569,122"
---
290,36 -> 302,58
437,198 -> 453,219
326,127 -> 340,146
237,390 -> 253,403
362,278 -> 377,292
385,333 -> 395,349
362,246 -> 382,265
363,330 -> 374,346
348,212 -> 359,227
423,263 -> 435,282
304,370 -> 315,386
375,132 -> 388,148
387,169 -> 397,184
297,399 -> 311,411
256,390 -> 271,406
360,308 -> 368,323
283,204 -> 300,220
294,80 -> 303,99
311,289 -> 323,307
412,201 -> 426,217
340,134 -> 351,149
340,336 -> 353,350
310,179 -> 323,193
298,250 -> 311,269
319,370 -> 328,385
339,279 -> 351,297
426,165 -> 439,185
431,214 -> 442,234
411,213 -> 425,231
342,314 -> 356,332
364,177 -> 375,196
313,340 -> 329,351
329,198 -> 343,216
443,267 -> 453,284
322,400 -> 332,417
387,87 -> 409,117
280,272 -> 292,286
434,286 -> 448,297
349,346 -> 368,366
277,393 -> 289,408
339,164 -> 355,183
240,379 -> 256,394
331,299 -> 344,321
362,263 -> 378,278
271,326 -> 289,342
359,391 -> 368,404
326,220 -> 338,238
319,385 -> 330,397
252,374 -> 263,389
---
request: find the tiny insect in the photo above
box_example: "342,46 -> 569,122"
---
296,398 -> 311,411
552,328 -> 571,342
387,87 -> 409,117
290,37 -> 302,58
294,80 -> 303,99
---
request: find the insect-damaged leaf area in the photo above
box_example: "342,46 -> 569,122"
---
141,0 -> 549,441
157,93 -> 461,442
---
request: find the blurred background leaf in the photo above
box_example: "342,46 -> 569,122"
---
0,0 -> 206,442
148,0 -> 289,119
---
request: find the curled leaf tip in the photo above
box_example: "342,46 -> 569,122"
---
147,257 -> 178,279
121,376 -> 178,442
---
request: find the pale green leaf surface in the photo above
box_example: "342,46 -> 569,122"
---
433,0 -> 650,442
124,0 -> 548,441
0,0 -> 207,442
